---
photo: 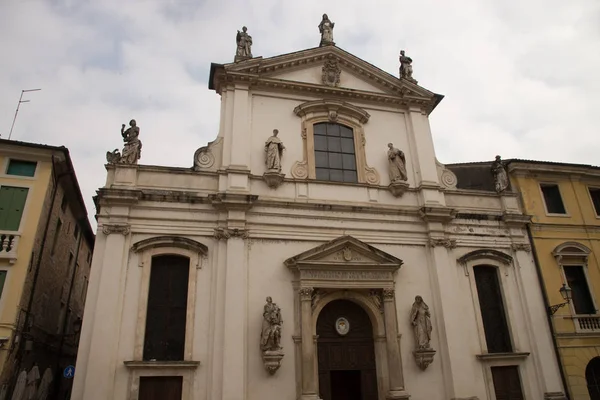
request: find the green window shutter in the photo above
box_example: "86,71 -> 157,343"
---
0,186 -> 29,231
6,160 -> 37,177
0,271 -> 7,299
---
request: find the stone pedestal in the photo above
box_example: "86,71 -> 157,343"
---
262,350 -> 284,375
388,181 -> 409,197
263,171 -> 285,188
413,348 -> 436,370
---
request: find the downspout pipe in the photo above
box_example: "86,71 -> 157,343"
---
527,224 -> 571,399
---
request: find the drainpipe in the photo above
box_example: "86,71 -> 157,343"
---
527,224 -> 571,399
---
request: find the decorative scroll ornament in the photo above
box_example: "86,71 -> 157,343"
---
213,227 -> 249,240
322,57 -> 341,87
260,297 -> 284,375
511,243 -> 532,253
193,147 -> 215,169
102,224 -> 130,236
291,160 -> 309,179
429,238 -> 457,249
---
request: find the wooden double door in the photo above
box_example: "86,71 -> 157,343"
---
317,300 -> 379,400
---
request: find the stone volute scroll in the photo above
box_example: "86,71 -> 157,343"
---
235,26 -> 253,62
387,143 -> 409,197
318,13 -> 335,46
410,295 -> 436,370
106,119 -> 142,165
491,155 -> 509,193
263,129 -> 286,188
260,296 -> 284,375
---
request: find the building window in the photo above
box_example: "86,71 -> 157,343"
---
564,265 -> 596,314
541,184 -> 566,214
139,376 -> 183,400
143,255 -> 190,361
491,366 -> 524,400
0,186 -> 29,231
474,266 -> 512,353
51,219 -> 62,256
6,160 -> 37,177
0,271 -> 7,300
60,195 -> 68,212
590,188 -> 600,216
313,123 -> 357,183
586,357 -> 600,400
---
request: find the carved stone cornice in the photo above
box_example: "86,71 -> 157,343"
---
209,193 -> 258,211
429,238 -> 457,249
299,287 -> 314,301
511,243 -> 532,253
419,206 -> 457,223
96,188 -> 142,206
102,223 -> 130,236
501,212 -> 531,226
293,99 -> 370,124
213,227 -> 249,240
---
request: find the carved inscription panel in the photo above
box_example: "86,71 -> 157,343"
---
300,269 -> 392,281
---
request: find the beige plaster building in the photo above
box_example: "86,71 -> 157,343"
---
73,24 -> 567,400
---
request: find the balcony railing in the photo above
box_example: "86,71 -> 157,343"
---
575,316 -> 600,333
0,232 -> 20,263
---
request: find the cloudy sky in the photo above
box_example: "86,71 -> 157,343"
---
1,0 -> 599,228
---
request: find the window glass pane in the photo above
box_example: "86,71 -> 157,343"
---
340,126 -> 353,138
341,138 -> 355,154
342,154 -> 356,170
590,188 -> 600,216
343,170 -> 358,183
314,123 -> 327,136
314,135 -> 328,151
6,160 -> 37,177
329,169 -> 344,182
326,123 -> 340,136
564,265 -> 596,314
0,186 -> 29,231
316,168 -> 329,181
315,151 -> 329,168
541,184 -> 566,214
327,137 -> 341,152
328,153 -> 342,169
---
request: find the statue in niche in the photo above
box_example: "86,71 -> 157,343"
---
265,129 -> 285,172
260,297 -> 283,351
399,50 -> 415,82
106,119 -> 142,164
387,143 -> 407,182
236,26 -> 253,59
491,155 -> 509,193
318,14 -> 335,46
410,295 -> 432,350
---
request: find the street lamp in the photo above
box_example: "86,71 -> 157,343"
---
548,284 -> 573,315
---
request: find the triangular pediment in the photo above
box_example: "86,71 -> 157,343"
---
210,46 -> 443,113
285,235 -> 403,268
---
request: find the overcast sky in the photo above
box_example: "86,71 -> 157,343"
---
1,0 -> 599,228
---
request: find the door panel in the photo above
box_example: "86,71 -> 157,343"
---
138,376 -> 182,400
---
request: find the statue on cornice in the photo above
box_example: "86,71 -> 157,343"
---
410,295 -> 432,350
491,155 -> 509,193
236,26 -> 253,60
265,129 -> 285,172
399,50 -> 416,82
387,143 -> 407,182
318,14 -> 335,46
106,119 -> 142,164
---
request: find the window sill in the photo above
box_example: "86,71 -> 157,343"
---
124,360 -> 200,369
476,352 -> 530,361
543,212 -> 571,218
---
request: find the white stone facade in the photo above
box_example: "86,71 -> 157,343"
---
72,46 -> 566,400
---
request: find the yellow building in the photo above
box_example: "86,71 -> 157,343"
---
509,160 -> 600,400
0,139 -> 94,399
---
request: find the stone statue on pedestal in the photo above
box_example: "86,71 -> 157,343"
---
260,297 -> 284,374
235,26 -> 253,61
491,155 -> 509,193
399,50 -> 416,83
318,14 -> 335,46
106,119 -> 142,165
410,295 -> 436,370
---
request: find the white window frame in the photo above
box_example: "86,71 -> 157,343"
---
1,158 -> 39,180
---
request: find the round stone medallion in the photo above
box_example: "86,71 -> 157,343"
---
335,317 -> 350,336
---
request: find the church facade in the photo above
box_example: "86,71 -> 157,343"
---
72,20 -> 567,400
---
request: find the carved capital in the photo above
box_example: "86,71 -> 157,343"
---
382,288 -> 395,300
511,243 -> 532,253
369,289 -> 384,313
213,227 -> 249,240
299,287 -> 314,301
102,224 -> 130,236
429,238 -> 457,249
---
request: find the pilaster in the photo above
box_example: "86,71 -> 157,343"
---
382,289 -> 410,400
299,287 -> 320,400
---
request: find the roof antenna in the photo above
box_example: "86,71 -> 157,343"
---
6,88 -> 41,140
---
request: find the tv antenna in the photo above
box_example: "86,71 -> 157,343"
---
7,88 -> 42,140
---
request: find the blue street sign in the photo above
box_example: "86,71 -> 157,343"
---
63,365 -> 75,379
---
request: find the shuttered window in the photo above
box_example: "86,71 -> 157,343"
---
143,255 -> 189,361
474,266 -> 512,353
6,160 -> 36,177
0,186 -> 29,231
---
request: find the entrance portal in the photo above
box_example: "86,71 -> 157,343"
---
317,299 -> 378,400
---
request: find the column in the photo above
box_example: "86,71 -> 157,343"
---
299,287 -> 319,400
382,289 -> 409,399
